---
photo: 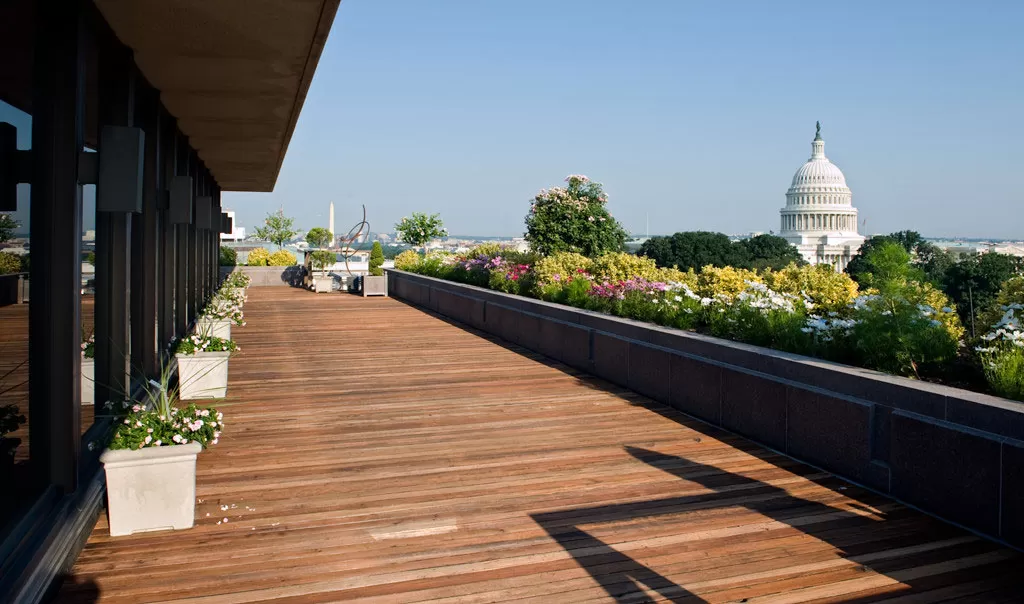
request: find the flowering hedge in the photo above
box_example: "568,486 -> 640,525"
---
176,334 -> 238,355
111,403 -> 223,450
391,245 -> 1024,400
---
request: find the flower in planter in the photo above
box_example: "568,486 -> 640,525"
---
107,364 -> 224,451
176,334 -> 239,355
81,332 -> 95,359
200,296 -> 246,326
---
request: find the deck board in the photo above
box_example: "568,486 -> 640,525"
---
58,287 -> 1023,603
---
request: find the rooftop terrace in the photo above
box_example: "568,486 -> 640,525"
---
57,288 -> 1023,603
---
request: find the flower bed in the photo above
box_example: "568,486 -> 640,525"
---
399,246 -> 1021,401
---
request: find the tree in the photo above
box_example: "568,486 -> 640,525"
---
846,231 -> 950,286
253,209 -> 298,248
943,252 -> 1024,336
0,213 -> 18,243
736,234 -> 805,271
395,212 -> 447,253
219,246 -> 237,266
638,231 -> 739,271
524,175 -> 627,257
305,227 -> 333,249
369,241 -> 384,276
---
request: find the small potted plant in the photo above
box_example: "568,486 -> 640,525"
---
175,331 -> 238,400
81,329 -> 95,405
195,295 -> 245,340
303,250 -> 333,293
0,404 -> 26,482
99,369 -> 223,536
363,241 -> 388,297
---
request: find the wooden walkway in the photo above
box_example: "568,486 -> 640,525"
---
59,287 -> 1023,603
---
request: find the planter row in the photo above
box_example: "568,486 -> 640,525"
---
98,282 -> 244,536
387,269 -> 1024,551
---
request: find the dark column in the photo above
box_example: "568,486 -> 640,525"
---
187,150 -> 198,323
29,0 -> 85,491
213,188 -> 222,289
174,131 -> 190,335
94,38 -> 134,404
130,81 -> 160,377
158,110 -> 176,353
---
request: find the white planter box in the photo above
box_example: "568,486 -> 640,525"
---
81,355 -> 94,405
363,275 -> 388,297
176,351 -> 230,400
312,275 -> 333,293
196,317 -> 231,340
101,442 -> 202,536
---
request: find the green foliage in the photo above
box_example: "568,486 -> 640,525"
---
394,250 -> 421,271
943,252 -> 1024,335
395,212 -> 447,248
0,404 -> 26,438
253,210 -> 298,247
267,249 -> 297,266
175,334 -> 237,355
979,347 -> 1024,401
222,271 -> 251,288
85,251 -> 96,265
590,252 -> 660,282
638,231 -> 742,271
110,403 -> 223,450
0,252 -> 21,275
979,277 -> 1024,334
856,241 -> 921,296
219,246 -> 237,266
308,250 -> 335,273
531,251 -> 594,289
847,231 -> 950,286
369,241 -> 385,276
247,248 -> 270,266
762,264 -> 859,314
305,227 -> 333,249
737,234 -> 806,271
524,175 -> 627,257
0,213 -> 17,243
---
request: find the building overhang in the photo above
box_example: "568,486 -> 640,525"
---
92,0 -> 341,192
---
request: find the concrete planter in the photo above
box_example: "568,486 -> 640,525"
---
100,442 -> 202,536
196,316 -> 231,340
312,275 -> 333,293
363,275 -> 388,297
81,355 -> 94,405
176,351 -> 230,399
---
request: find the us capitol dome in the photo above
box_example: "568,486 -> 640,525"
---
779,123 -> 865,271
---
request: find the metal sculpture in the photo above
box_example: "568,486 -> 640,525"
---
336,204 -> 370,276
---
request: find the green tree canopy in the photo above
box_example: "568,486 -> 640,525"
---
0,213 -> 18,243
253,210 -> 298,248
847,230 -> 949,286
737,234 -> 806,271
639,231 -> 799,271
395,212 -> 447,249
305,227 -> 333,249
524,175 -> 627,257
943,252 -> 1024,336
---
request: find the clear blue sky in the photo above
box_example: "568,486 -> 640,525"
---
4,1 -> 1022,240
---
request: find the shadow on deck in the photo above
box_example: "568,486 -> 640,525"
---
57,287 -> 1023,603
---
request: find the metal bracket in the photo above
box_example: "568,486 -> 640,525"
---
0,122 -> 33,211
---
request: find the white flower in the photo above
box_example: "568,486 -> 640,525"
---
144,435 -> 152,444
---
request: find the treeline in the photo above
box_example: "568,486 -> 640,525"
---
846,230 -> 1023,336
638,232 -> 805,272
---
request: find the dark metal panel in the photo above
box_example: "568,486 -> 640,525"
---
96,125 -> 143,213
174,131 -> 190,334
158,109 -> 176,352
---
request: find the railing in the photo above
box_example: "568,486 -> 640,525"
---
387,268 -> 1024,551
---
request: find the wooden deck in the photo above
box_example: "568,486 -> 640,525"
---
59,287 -> 1023,603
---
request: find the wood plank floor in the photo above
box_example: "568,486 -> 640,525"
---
58,287 -> 1024,603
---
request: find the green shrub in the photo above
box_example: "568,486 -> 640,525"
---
369,241 -> 384,277
219,246 -> 237,266
307,250 -> 335,273
394,250 -> 421,271
762,263 -> 859,314
532,251 -> 593,290
590,252 -> 660,283
0,252 -> 21,275
268,250 -> 296,266
524,175 -> 627,257
978,276 -> 1024,335
247,248 -> 270,266
979,347 -> 1024,401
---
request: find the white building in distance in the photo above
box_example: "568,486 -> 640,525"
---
779,123 -> 864,271
219,209 -> 246,242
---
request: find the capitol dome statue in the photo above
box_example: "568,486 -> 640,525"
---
779,122 -> 865,271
